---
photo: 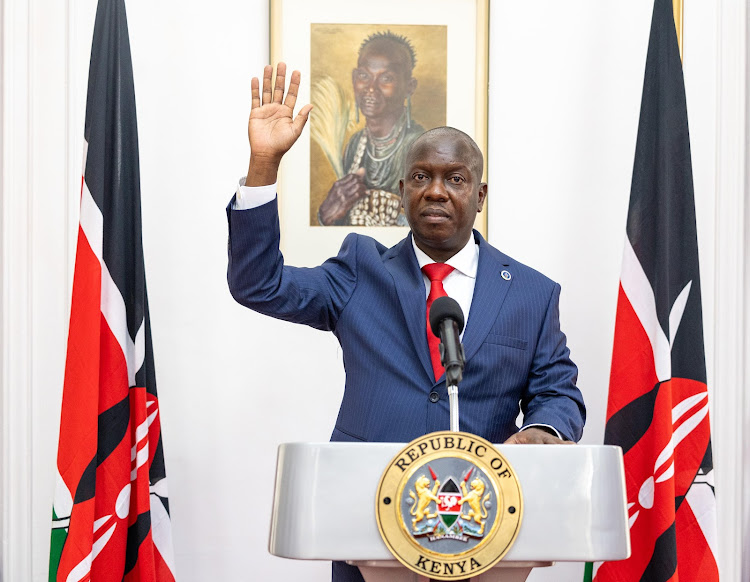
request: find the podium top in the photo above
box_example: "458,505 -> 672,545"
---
269,443 -> 630,563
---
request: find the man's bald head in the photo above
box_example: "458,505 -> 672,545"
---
399,126 -> 488,262
405,127 -> 484,182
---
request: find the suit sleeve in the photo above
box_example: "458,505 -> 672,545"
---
226,196 -> 357,332
520,283 -> 586,441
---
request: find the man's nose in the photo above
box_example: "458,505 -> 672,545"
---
424,179 -> 449,200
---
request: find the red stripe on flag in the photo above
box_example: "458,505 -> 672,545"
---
676,497 -> 719,581
97,311 -> 131,413
58,305 -> 132,581
55,226 -> 102,582
121,531 -> 175,582
57,497 -> 95,582
152,546 -> 176,582
606,284 -> 659,421
57,226 -> 101,487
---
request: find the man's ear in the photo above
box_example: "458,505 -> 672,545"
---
399,179 -> 405,207
477,183 -> 488,212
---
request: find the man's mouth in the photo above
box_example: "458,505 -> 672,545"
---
421,208 -> 450,222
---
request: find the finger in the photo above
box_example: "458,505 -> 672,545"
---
536,433 -> 571,445
503,433 -> 521,444
274,62 -> 287,104
284,69 -> 301,110
262,65 -> 273,105
251,77 -> 260,109
504,431 -> 545,445
292,103 -> 313,136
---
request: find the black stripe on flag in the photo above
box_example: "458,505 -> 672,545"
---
604,382 -> 660,454
626,0 -> 705,385
135,297 -> 158,394
84,0 -> 145,347
72,397 -> 130,504
639,522 -> 677,582
124,511 -> 151,574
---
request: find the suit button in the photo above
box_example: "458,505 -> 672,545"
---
429,391 -> 439,403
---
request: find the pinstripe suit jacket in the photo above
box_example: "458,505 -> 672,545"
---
227,198 -> 585,443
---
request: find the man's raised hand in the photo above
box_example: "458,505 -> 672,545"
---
246,63 -> 312,187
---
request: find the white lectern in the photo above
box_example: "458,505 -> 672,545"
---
269,443 -> 630,581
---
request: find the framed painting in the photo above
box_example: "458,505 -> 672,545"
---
270,0 -> 489,265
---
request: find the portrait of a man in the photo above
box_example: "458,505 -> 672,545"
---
309,25 -> 447,226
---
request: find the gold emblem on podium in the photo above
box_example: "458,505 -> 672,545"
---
375,431 -> 522,580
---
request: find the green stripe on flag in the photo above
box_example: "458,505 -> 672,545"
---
583,561 -> 593,582
49,507 -> 67,582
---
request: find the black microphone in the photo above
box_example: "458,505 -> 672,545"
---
429,296 -> 466,386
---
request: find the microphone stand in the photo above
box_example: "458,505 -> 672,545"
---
448,384 -> 460,432
430,296 -> 466,433
438,326 -> 465,433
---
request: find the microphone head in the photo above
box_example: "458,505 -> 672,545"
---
429,296 -> 465,337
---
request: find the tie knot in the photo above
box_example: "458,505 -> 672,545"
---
422,263 -> 455,282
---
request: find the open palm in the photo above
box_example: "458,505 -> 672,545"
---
248,63 -> 312,161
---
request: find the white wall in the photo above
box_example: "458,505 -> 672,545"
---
1,1 -> 747,581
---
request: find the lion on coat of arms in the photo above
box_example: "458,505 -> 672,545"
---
460,477 -> 491,535
409,475 -> 440,529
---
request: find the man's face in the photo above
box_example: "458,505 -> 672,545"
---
352,40 -> 416,121
400,135 -> 487,262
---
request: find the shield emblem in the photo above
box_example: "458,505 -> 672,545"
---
437,477 -> 463,528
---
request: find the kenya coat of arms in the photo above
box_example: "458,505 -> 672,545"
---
376,431 -> 523,581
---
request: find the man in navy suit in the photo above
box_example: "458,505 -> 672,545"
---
227,64 -> 585,581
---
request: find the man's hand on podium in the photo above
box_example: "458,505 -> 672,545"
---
503,427 -> 573,445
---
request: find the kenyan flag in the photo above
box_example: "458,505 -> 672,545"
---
49,1 -> 175,580
587,0 -> 718,580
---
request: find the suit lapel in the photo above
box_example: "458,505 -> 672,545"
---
384,235 -> 434,382
462,233 -> 513,364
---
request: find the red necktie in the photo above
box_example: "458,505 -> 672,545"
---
422,263 -> 456,381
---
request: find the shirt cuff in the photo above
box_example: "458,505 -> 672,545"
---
520,423 -> 563,440
233,176 -> 277,210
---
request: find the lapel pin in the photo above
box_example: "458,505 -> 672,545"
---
501,270 -> 512,281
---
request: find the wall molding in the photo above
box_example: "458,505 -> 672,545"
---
713,0 -> 747,581
742,0 -> 750,576
1,0 -> 34,578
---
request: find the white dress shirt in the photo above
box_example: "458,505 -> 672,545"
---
235,176 -> 275,209
411,235 -> 477,341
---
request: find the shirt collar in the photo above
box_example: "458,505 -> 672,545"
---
411,234 -> 479,279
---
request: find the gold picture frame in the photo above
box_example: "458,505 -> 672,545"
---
270,0 -> 489,266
